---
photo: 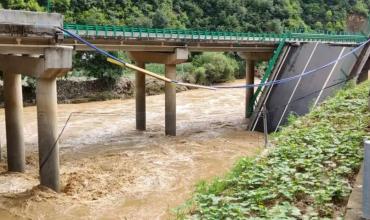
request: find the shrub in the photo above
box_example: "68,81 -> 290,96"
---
146,63 -> 165,75
190,53 -> 239,85
72,51 -> 127,81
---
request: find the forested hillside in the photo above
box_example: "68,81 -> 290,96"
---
1,0 -> 369,84
2,0 -> 369,32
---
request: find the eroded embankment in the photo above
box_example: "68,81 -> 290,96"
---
0,76 -> 190,106
0,80 -> 264,220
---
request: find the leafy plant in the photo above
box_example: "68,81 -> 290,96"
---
190,53 -> 238,85
178,81 -> 370,219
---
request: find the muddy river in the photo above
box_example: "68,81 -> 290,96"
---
0,79 -> 264,220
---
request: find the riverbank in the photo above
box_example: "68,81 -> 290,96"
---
0,76 -> 191,106
179,81 -> 370,219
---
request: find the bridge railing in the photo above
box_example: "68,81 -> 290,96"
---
63,23 -> 368,43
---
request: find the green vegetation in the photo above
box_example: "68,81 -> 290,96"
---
187,53 -> 239,85
72,51 -> 127,80
176,81 -> 370,219
4,0 -> 369,32
72,52 -> 242,85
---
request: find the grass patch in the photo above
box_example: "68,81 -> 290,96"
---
176,81 -> 370,219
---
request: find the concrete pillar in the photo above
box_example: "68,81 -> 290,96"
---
36,78 -> 59,192
245,60 -> 255,118
3,73 -> 25,172
135,62 -> 146,131
165,64 -> 176,136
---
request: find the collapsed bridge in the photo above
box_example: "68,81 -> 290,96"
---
61,23 -> 370,133
0,9 -> 368,192
249,41 -> 370,132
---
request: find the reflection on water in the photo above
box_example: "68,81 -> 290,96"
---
0,80 -> 264,220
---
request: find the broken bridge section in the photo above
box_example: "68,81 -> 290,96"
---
249,41 -> 370,133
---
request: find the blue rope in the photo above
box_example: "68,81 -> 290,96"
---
58,27 -> 369,89
58,27 -> 126,64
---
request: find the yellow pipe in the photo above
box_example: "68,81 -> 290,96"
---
107,58 -> 216,90
107,58 -> 171,82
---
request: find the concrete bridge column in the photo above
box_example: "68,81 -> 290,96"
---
245,60 -> 255,118
35,47 -> 72,192
36,78 -> 59,191
3,72 -> 25,172
0,48 -> 71,191
135,62 -> 146,131
128,48 -> 189,136
165,64 -> 176,136
238,52 -> 272,118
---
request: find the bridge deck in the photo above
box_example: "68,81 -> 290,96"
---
64,24 -> 367,43
62,38 -> 277,52
0,19 -> 367,53
61,24 -> 368,52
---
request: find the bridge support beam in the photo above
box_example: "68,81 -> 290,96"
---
135,62 -> 146,131
128,48 -> 189,136
3,72 -> 25,172
0,47 -> 72,192
238,52 -> 272,118
35,48 -> 72,192
245,60 -> 255,118
165,64 -> 176,136
36,78 -> 59,191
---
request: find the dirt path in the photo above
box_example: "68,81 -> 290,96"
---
0,80 -> 264,220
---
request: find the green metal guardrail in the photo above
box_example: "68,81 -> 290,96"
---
63,23 -> 368,43
247,36 -> 288,116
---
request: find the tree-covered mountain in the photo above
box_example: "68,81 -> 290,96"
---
1,0 -> 369,33
1,0 -> 368,84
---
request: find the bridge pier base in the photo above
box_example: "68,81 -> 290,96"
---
4,72 -> 25,172
135,62 -> 146,131
165,64 -> 176,136
37,78 -> 60,191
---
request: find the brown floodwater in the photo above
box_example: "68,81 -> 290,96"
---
0,79 -> 264,220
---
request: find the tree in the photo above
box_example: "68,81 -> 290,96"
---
73,52 -> 124,80
50,0 -> 70,13
3,0 -> 368,81
76,7 -> 108,25
4,0 -> 42,11
352,0 -> 369,16
191,53 -> 238,85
